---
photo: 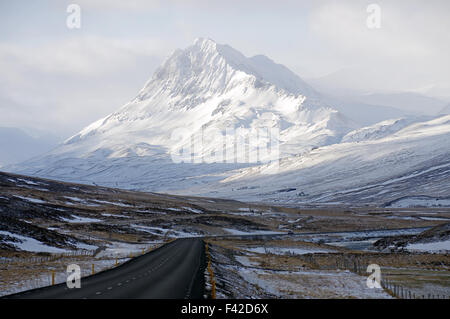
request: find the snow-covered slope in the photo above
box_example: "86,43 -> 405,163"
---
9,38 -> 356,190
341,117 -> 428,143
179,115 -> 450,205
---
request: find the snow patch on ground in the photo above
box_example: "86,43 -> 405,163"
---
419,216 -> 450,221
0,231 -> 68,253
60,215 -> 102,223
242,246 -> 334,255
181,207 -> 204,214
13,196 -> 46,204
223,228 -> 284,236
63,196 -> 101,207
406,240 -> 450,253
101,213 -> 131,218
95,241 -> 159,258
131,224 -> 200,238
92,199 -> 133,207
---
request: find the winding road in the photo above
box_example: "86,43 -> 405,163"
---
3,238 -> 205,299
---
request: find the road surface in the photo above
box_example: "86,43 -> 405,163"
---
3,238 -> 205,299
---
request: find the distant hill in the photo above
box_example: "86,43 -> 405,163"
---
0,127 -> 58,167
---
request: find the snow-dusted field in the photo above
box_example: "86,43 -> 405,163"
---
0,231 -> 69,253
237,268 -> 392,299
205,227 -> 450,299
1,170 -> 449,299
406,240 -> 450,253
208,241 -> 394,299
240,246 -> 334,255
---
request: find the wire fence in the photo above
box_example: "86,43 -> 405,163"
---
0,249 -> 96,264
0,241 -> 170,265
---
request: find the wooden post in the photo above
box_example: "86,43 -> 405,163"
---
206,240 -> 216,299
92,264 -> 95,275
51,271 -> 55,286
212,279 -> 216,299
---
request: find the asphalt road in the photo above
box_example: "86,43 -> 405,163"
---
3,238 -> 205,299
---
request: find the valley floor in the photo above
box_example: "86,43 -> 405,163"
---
0,171 -> 449,298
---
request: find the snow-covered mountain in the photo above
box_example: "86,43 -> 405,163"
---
8,38 -> 356,189
184,114 -> 450,205
61,38 -> 354,157
7,38 -> 449,206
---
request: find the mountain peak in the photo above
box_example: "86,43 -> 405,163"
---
193,37 -> 218,50
62,38 -> 344,151
136,38 -> 318,102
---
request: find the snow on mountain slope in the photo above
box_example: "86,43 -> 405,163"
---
384,196 -> 450,208
9,38 -> 356,190
179,115 -> 450,205
341,116 -> 429,143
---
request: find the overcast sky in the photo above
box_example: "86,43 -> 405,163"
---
1,0 -> 449,139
